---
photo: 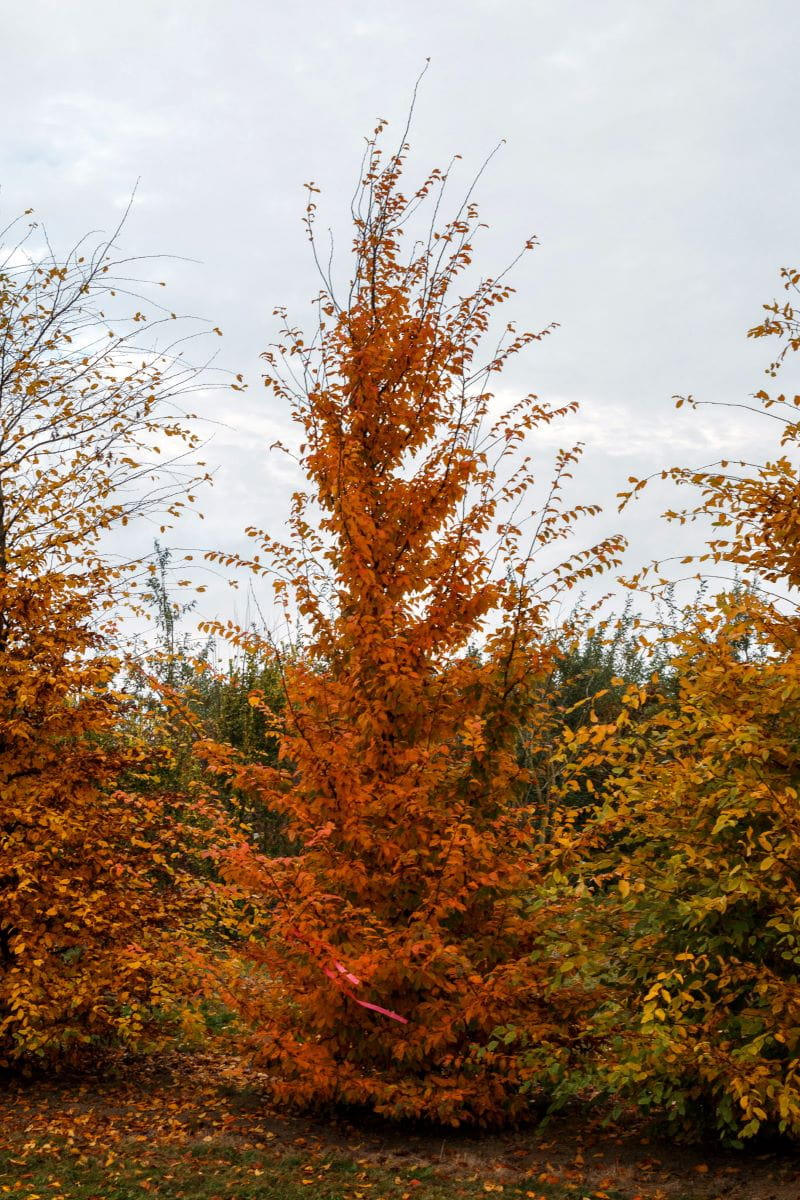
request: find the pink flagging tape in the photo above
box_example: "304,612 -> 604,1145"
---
331,960 -> 362,987
289,927 -> 409,1024
349,996 -> 410,1023
322,966 -> 409,1024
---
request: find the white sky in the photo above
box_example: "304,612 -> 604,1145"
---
2,0 -> 798,634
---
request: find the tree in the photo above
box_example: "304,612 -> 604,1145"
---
0,210 -> 220,1066
129,540 -> 290,855
585,268 -> 800,1142
585,593 -> 800,1143
620,265 -> 800,600
516,598 -> 675,837
199,122 -> 624,1123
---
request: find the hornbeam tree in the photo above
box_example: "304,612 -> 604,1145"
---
587,594 -> 800,1143
200,124 -> 625,1123
620,264 -> 800,598
588,268 -> 800,1142
0,211 -> 218,1065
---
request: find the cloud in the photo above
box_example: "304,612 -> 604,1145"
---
1,0 -> 797,633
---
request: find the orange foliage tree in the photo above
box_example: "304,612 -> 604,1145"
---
200,125 -> 624,1123
0,212 -> 219,1066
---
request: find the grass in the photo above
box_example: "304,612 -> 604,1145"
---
0,1139 -> 628,1200
0,1052 -> 796,1200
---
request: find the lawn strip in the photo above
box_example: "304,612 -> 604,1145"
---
0,1136 -> 633,1200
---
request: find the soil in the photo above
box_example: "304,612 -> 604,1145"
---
2,1051 -> 799,1200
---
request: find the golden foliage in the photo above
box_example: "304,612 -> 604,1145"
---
0,218 -> 219,1066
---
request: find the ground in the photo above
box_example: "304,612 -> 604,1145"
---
1,1053 -> 799,1200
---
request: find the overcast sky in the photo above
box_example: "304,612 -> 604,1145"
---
2,0 -> 798,634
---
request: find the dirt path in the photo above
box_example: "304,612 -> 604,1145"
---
1,1052 -> 798,1200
